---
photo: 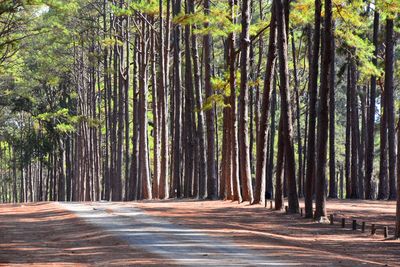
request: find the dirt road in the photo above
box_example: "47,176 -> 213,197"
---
0,200 -> 399,266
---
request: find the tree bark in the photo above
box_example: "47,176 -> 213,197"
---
239,0 -> 254,203
254,2 -> 277,204
204,0 -> 217,200
365,10 -> 379,200
328,22 -> 336,199
305,0 -> 321,218
384,18 -> 396,200
350,60 -> 359,199
275,0 -> 299,213
314,0 -> 332,221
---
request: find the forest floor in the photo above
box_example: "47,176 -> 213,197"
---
0,199 -> 399,266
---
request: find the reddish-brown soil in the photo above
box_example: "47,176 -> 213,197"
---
0,199 -> 399,266
135,199 -> 400,266
0,202 -> 170,266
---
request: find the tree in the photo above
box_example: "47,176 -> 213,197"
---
384,17 -> 396,200
305,0 -> 321,218
328,21 -> 336,199
365,9 -> 379,200
275,0 -> 299,213
172,0 -> 183,198
314,0 -> 332,221
254,1 -> 277,204
238,0 -> 253,203
204,0 -> 217,200
350,60 -> 360,199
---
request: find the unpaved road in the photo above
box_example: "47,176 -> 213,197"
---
1,200 -> 399,266
60,202 -> 293,266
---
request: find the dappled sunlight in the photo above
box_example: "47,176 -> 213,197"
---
0,203 -> 175,266
134,199 -> 400,266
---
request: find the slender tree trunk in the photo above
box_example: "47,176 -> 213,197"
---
359,86 -> 366,198
228,0 -> 241,202
385,18 -> 396,200
183,4 -> 195,197
305,0 -> 321,218
350,60 -> 359,199
275,0 -> 299,213
328,22 -> 336,199
124,15 -> 131,201
291,29 -> 303,198
378,82 -> 388,199
266,77 -> 277,199
365,10 -> 379,200
345,62 -> 352,199
239,0 -> 254,203
254,2 -> 277,204
139,20 -> 152,199
172,0 -> 183,198
314,0 -> 332,221
203,0 -> 217,200
189,0 -> 207,199
275,117 -> 284,210
158,0 -> 170,200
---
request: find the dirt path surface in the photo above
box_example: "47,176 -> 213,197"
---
1,200 -> 399,266
60,202 -> 292,266
134,199 -> 400,267
0,202 -> 170,266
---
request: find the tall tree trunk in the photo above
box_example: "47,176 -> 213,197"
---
345,62 -> 352,199
158,0 -> 170,200
291,29 -> 303,198
359,86 -> 366,198
124,15 -> 131,201
254,2 -> 277,204
304,0 -> 321,218
238,0 -> 254,203
275,117 -> 284,210
266,77 -> 277,199
328,22 -> 336,199
183,4 -> 195,197
314,0 -> 332,221
189,0 -> 207,199
365,10 -> 379,200
275,0 -> 299,213
204,0 -> 217,199
139,20 -> 152,199
385,18 -> 396,200
228,0 -> 242,202
172,0 -> 183,198
378,82 -> 388,200
350,60 -> 359,199
151,19 -> 160,199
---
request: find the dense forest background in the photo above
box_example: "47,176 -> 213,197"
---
0,0 -> 399,224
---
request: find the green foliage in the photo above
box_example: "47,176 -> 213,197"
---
291,0 -> 315,26
334,0 -> 382,81
129,0 -> 159,16
173,3 -> 241,37
376,0 -> 400,19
